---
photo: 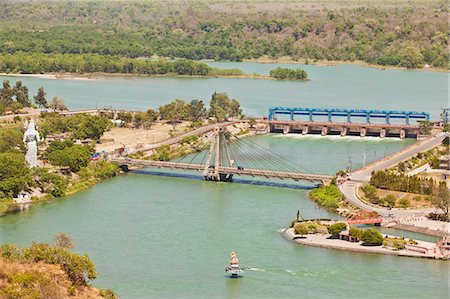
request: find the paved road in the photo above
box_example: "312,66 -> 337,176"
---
141,122 -> 234,151
340,133 -> 448,217
351,133 -> 448,182
338,181 -> 438,217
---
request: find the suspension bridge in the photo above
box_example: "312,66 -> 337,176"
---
109,127 -> 332,184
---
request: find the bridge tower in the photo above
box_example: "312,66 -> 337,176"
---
203,127 -> 234,181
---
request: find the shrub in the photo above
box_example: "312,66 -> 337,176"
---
412,196 -> 422,202
398,198 -> 411,208
307,223 -> 317,234
392,240 -> 405,250
46,145 -> 92,172
361,228 -> 383,246
382,194 -> 396,208
294,223 -> 309,236
94,161 -> 119,179
34,168 -> 67,197
309,185 -> 343,210
100,288 -> 119,299
349,227 -> 363,240
23,243 -> 97,285
0,243 -> 22,260
54,233 -> 75,249
327,222 -> 347,236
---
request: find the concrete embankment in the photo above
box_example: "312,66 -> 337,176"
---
280,228 -> 445,260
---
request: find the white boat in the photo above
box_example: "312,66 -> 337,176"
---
225,251 -> 244,277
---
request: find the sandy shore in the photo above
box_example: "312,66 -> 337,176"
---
0,72 -> 277,81
244,56 -> 449,73
280,227 -> 444,260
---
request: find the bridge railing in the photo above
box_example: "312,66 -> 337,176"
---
268,106 -> 430,125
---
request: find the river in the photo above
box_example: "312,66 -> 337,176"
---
0,62 -> 447,118
0,63 -> 448,298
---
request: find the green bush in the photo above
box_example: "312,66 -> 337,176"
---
398,198 -> 411,208
100,289 -> 119,299
23,243 -> 97,285
0,243 -> 22,260
309,184 -> 343,210
361,228 -> 383,246
33,168 -> 67,197
327,222 -> 347,236
307,223 -> 317,234
0,152 -> 32,197
349,227 -> 363,240
382,194 -> 396,208
46,144 -> 92,172
94,161 -> 119,179
294,223 -> 309,236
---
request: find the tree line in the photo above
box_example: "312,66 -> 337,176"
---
0,52 -> 243,77
370,170 -> 435,195
0,80 -> 50,113
369,170 -> 449,216
0,1 -> 447,69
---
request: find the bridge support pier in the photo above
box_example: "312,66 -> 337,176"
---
283,125 -> 291,134
302,126 -> 309,135
321,126 -> 328,136
340,127 -> 347,137
360,128 -> 367,137
380,128 -> 386,138
400,129 -> 406,139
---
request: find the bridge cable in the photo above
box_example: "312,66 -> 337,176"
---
237,137 -> 318,174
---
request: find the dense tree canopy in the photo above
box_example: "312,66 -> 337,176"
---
270,67 -> 308,80
0,128 -> 24,153
0,152 -> 32,197
0,52 -> 243,76
370,170 -> 435,195
46,144 -> 92,172
0,1 -> 447,69
209,92 -> 242,122
39,113 -> 111,140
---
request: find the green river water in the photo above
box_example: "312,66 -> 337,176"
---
0,63 -> 448,298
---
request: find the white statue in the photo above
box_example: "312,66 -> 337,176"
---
23,119 -> 41,168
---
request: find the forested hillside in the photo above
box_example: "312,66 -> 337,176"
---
0,0 -> 448,69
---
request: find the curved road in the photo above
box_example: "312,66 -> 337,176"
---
340,133 -> 447,217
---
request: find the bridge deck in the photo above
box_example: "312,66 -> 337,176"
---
109,158 -> 332,182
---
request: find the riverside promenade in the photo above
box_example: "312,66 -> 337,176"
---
280,228 -> 445,259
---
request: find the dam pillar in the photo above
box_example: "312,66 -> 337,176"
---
302,126 -> 309,135
360,128 -> 367,137
321,126 -> 328,136
380,128 -> 386,138
400,129 -> 406,139
340,127 -> 347,137
283,125 -> 291,134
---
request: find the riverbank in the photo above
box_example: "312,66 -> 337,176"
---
280,227 -> 447,260
244,56 -> 449,73
0,72 -> 278,81
0,71 -> 314,82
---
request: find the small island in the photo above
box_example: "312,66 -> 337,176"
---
269,67 -> 308,81
281,217 -> 450,260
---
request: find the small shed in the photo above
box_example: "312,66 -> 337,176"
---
339,230 -> 358,242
